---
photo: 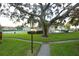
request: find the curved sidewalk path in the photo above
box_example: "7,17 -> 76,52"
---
3,37 -> 79,44
3,37 -> 79,56
37,43 -> 50,56
3,37 -> 42,44
50,39 -> 79,44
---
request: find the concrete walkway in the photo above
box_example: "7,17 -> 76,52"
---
3,37 -> 42,44
50,40 -> 79,44
4,37 -> 79,44
37,40 -> 79,56
37,43 -> 50,56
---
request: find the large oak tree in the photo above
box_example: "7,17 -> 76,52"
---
0,3 -> 79,37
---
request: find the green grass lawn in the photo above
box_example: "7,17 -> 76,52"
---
50,42 -> 79,56
48,32 -> 79,42
1,31 -> 79,56
3,33 -> 49,42
0,39 -> 40,56
3,31 -> 79,42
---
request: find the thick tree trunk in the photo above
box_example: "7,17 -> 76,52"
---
42,24 -> 48,37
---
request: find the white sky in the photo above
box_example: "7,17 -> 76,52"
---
0,16 -> 22,27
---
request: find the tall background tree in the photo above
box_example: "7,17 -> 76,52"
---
68,7 -> 79,31
0,3 -> 79,37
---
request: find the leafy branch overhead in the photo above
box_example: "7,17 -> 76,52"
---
0,3 -> 79,37
8,3 -> 79,25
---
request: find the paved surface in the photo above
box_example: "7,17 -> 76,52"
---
16,39 -> 42,44
4,37 -> 79,44
50,40 -> 79,44
4,37 -> 42,44
37,43 -> 50,56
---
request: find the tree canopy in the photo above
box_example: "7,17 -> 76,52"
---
0,3 -> 79,37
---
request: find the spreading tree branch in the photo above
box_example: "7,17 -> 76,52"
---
49,3 -> 79,26
43,3 -> 50,12
10,3 -> 40,17
39,3 -> 50,12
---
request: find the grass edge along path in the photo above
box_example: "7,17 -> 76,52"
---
0,39 -> 41,56
3,31 -> 79,42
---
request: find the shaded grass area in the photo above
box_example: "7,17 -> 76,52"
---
3,33 -> 48,42
50,42 -> 79,56
48,32 -> 79,42
3,31 -> 79,42
0,39 -> 40,56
